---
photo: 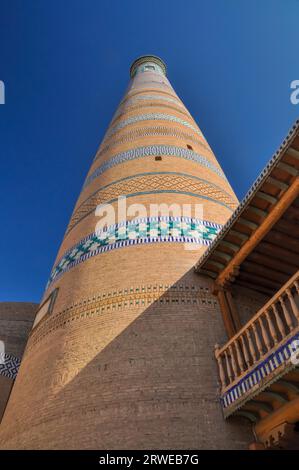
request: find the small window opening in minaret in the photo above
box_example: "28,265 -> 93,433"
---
144,65 -> 155,71
187,144 -> 193,150
155,156 -> 162,161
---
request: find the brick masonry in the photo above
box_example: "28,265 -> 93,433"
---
0,302 -> 37,421
0,57 -> 253,449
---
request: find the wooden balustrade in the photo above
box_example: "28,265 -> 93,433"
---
215,271 -> 299,392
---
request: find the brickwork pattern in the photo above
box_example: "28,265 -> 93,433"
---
83,145 -> 225,189
94,126 -> 210,162
0,302 -> 37,422
67,173 -> 236,234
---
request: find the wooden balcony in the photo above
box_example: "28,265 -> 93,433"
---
215,271 -> 299,420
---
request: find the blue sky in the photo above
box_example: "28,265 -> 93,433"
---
0,0 -> 298,302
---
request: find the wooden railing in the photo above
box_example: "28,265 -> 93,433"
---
215,271 -> 299,393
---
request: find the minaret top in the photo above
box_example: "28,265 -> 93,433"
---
130,55 -> 167,78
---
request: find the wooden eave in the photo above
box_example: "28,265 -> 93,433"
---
195,120 -> 299,296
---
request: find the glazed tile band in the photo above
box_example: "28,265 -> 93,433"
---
67,172 -> 236,234
84,145 -> 225,189
48,216 -> 223,288
0,353 -> 21,380
94,126 -> 210,162
102,113 -> 204,142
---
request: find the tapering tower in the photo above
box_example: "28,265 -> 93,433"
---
0,56 -> 252,449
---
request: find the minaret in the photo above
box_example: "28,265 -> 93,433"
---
0,56 -> 252,449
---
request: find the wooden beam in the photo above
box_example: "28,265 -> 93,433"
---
265,230 -> 299,254
238,218 -> 258,230
225,290 -> 242,330
248,400 -> 274,413
248,251 -> 294,275
261,391 -> 289,404
229,229 -> 249,242
277,161 -> 298,176
219,240 -> 240,252
213,250 -> 232,262
198,268 -> 217,278
234,410 -> 258,423
266,176 -> 289,191
242,260 -> 289,284
246,206 -> 268,218
284,204 -> 299,221
257,241 -> 299,266
287,147 -> 299,160
206,260 -> 225,270
239,272 -> 281,290
256,191 -> 278,205
255,396 -> 299,443
217,288 -> 236,338
216,178 -> 299,287
278,380 -> 299,394
236,280 -> 274,296
288,367 -> 299,381
274,218 -> 299,237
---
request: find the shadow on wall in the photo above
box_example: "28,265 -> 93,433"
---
0,270 -> 253,450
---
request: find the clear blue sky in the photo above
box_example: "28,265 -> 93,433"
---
0,0 -> 298,303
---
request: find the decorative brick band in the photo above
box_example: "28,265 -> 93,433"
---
129,80 -> 172,91
67,172 -> 236,234
111,102 -> 191,125
94,127 -> 210,162
48,216 -> 222,287
123,93 -> 185,108
84,145 -> 225,189
120,88 -> 180,106
221,330 -> 299,417
103,113 -> 203,142
28,284 -> 217,349
0,353 -> 21,380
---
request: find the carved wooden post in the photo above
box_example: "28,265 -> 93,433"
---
214,344 -> 226,390
235,338 -> 245,372
279,295 -> 294,331
224,350 -> 233,383
252,322 -> 264,358
229,345 -> 238,378
259,315 -> 271,352
286,287 -> 299,323
265,309 -> 278,344
240,334 -> 251,368
246,327 -> 258,362
272,303 -> 286,337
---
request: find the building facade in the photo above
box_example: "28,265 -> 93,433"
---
0,302 -> 37,421
196,121 -> 299,449
0,56 -> 253,449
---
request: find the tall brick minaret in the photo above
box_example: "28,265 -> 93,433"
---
0,56 -> 251,449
